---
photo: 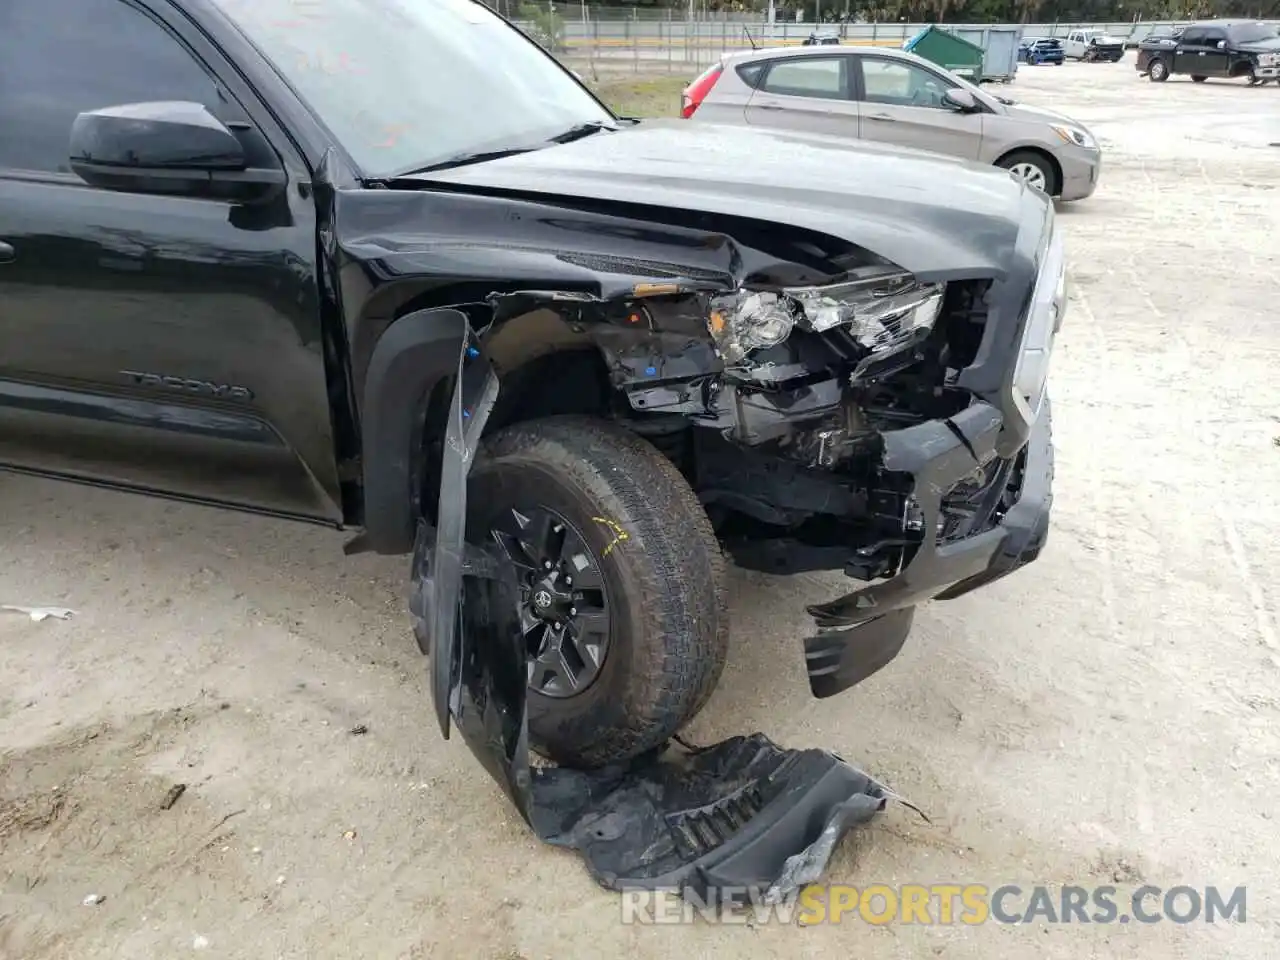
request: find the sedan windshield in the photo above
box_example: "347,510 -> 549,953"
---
211,0 -> 615,178
1227,22 -> 1279,44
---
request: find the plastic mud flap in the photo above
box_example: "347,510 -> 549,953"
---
411,326 -> 900,900
804,397 -> 1055,700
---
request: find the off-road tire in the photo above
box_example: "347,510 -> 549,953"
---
1149,58 -> 1169,81
469,416 -> 730,768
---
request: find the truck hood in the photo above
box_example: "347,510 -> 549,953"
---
1237,37 -> 1280,53
408,120 -> 1045,280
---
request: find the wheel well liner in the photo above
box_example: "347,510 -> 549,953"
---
360,306 -> 468,554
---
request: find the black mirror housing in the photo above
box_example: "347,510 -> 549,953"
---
71,101 -> 246,171
69,101 -> 284,203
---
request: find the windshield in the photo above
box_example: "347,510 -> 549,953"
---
1228,22 -> 1279,44
211,0 -> 615,177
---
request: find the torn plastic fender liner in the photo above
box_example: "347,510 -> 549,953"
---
415,325 -> 895,900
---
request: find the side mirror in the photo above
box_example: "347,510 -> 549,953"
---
942,87 -> 978,112
69,101 -> 284,203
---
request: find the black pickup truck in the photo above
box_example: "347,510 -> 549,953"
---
0,0 -> 1061,817
1137,18 -> 1280,83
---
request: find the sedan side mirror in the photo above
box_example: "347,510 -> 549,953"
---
942,87 -> 978,112
69,101 -> 284,203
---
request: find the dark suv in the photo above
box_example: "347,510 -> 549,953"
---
1138,18 -> 1280,83
0,0 -> 1061,790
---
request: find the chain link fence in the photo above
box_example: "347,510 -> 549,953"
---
484,4 -> 1218,73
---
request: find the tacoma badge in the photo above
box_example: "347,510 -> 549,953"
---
120,370 -> 254,402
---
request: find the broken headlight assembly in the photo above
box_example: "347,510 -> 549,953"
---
707,272 -> 944,364
706,290 -> 796,362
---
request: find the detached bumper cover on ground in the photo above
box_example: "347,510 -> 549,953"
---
411,334 -> 895,898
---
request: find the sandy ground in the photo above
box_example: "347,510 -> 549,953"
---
3,63 -> 1279,959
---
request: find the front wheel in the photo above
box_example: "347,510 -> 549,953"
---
1149,58 -> 1169,81
468,416 -> 730,768
998,150 -> 1058,196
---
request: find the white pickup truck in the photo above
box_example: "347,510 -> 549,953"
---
1063,28 -> 1127,61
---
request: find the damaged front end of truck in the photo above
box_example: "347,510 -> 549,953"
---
442,198 -> 1062,700
393,186 -> 1063,895
334,126 -> 1066,892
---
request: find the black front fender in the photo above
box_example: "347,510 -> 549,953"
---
358,307 -> 470,555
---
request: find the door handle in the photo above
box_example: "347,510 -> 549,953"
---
867,113 -> 896,121
0,241 -> 14,264
756,103 -> 783,111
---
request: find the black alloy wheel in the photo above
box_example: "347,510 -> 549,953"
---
491,505 -> 612,698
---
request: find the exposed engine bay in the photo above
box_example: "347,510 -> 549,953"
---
487,265 -> 1002,586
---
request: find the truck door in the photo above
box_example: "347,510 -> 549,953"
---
1173,27 -> 1210,74
1196,27 -> 1231,75
0,0 -> 343,523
